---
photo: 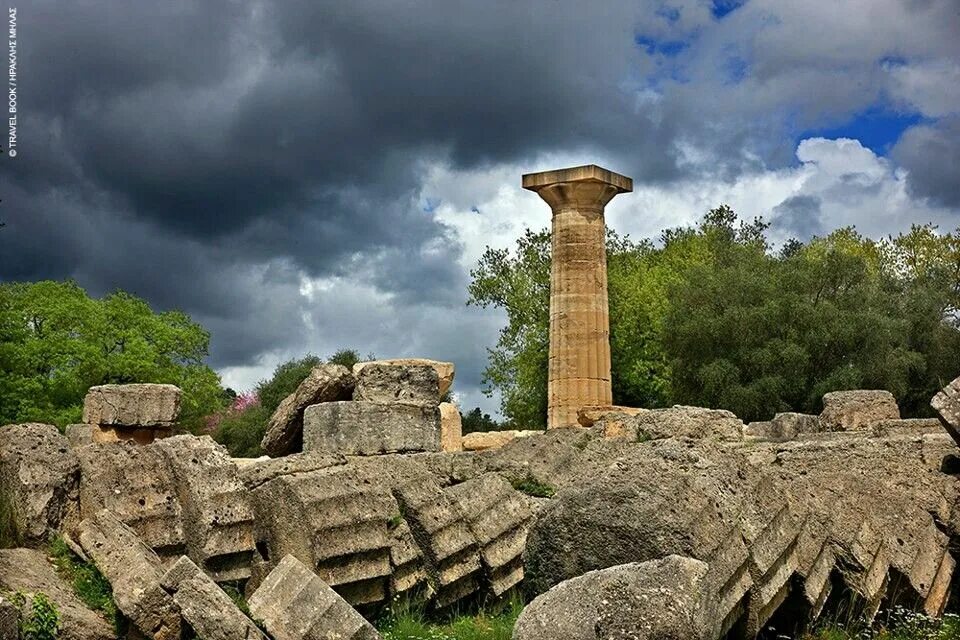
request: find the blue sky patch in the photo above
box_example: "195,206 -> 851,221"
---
635,35 -> 689,58
712,0 -> 746,19
798,106 -> 925,155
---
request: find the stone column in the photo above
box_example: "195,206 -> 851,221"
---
523,165 -> 632,428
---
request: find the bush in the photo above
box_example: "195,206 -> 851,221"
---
510,474 -> 555,498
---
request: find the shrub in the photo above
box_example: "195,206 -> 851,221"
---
12,591 -> 61,640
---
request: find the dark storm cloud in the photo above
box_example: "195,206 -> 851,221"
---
4,0 -> 959,385
892,117 -> 960,208
771,195 -> 823,240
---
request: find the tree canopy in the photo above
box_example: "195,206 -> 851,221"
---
0,280 -> 224,429
468,207 -> 960,425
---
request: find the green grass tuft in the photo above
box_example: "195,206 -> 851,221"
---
47,537 -> 125,635
510,474 -> 555,498
801,609 -> 960,640
377,596 -> 523,640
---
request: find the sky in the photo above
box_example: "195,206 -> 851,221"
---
1,0 -> 958,417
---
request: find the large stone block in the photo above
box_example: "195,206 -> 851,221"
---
77,510 -> 182,640
303,401 -> 440,456
0,548 -> 114,640
744,412 -> 822,441
248,555 -> 381,640
155,436 -> 257,582
439,402 -> 463,452
0,423 -> 80,546
514,556 -> 712,640
820,390 -> 899,431
931,375 -> 960,447
625,406 -> 744,442
354,359 -> 454,396
248,463 -> 397,607
78,443 -> 187,555
161,555 -> 267,640
260,365 -> 355,457
82,383 -> 181,427
392,475 -> 482,608
445,473 -> 532,596
353,364 -> 441,405
461,430 -> 539,451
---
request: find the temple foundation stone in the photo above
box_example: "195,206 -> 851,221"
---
523,165 -> 632,428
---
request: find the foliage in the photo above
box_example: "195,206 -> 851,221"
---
328,348 -> 363,370
0,280 -> 225,431
255,354 -> 323,414
460,407 -> 507,434
378,596 -> 523,640
510,474 -> 555,498
12,591 -> 62,640
803,609 -> 960,639
48,536 -> 124,634
469,209 -> 960,424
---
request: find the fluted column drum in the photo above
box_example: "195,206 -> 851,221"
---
522,165 -> 632,428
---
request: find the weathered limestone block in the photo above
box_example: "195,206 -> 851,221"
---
461,429 -> 539,451
155,436 -> 256,582
83,383 -> 181,427
78,443 -> 187,555
744,412 -> 821,441
392,475 -> 482,608
248,555 -> 381,640
439,402 -> 463,452
161,555 -> 267,640
932,375 -> 960,447
388,521 -> 430,599
303,401 -> 441,456
260,364 -> 355,457
625,406 -> 744,442
65,423 -> 94,447
240,452 -> 347,490
514,556 -> 712,640
0,423 -> 80,546
872,418 -> 943,438
444,473 -> 532,596
0,595 -> 16,640
0,548 -> 114,640
576,405 -> 647,428
353,364 -> 440,405
820,390 -> 899,431
354,359 -> 455,397
77,510 -> 182,640
248,463 -> 397,607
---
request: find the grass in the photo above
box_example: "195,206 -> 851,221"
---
509,474 -> 555,498
377,597 -> 523,640
800,609 -> 960,640
47,537 -> 125,636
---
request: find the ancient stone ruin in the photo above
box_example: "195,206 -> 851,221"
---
3,169 -> 960,639
4,366 -> 960,638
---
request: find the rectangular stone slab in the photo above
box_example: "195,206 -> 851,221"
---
303,401 -> 440,455
83,383 -> 182,427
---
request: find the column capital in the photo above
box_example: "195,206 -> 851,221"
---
523,164 -> 633,212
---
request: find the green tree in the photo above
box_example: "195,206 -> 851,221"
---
460,407 -> 506,434
469,208 -> 960,424
327,348 -> 363,370
0,280 -> 224,430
